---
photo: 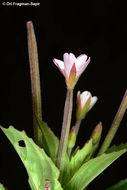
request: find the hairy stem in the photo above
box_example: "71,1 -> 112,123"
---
57,89 -> 73,170
27,21 -> 42,146
98,90 -> 127,155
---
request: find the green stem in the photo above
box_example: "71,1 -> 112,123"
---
75,119 -> 81,136
27,21 -> 42,146
98,90 -> 127,155
57,89 -> 73,170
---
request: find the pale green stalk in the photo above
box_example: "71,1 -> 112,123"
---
27,21 -> 42,146
57,89 -> 73,170
98,90 -> 127,155
75,119 -> 82,136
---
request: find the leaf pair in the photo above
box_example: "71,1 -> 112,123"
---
61,137 -> 127,190
62,139 -> 93,185
63,150 -> 126,190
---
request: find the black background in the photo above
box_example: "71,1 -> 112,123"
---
0,0 -> 127,189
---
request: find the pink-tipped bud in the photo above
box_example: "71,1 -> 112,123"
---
91,122 -> 102,144
76,91 -> 98,120
68,126 -> 76,148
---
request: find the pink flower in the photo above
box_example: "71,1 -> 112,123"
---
76,91 -> 98,120
53,53 -> 90,89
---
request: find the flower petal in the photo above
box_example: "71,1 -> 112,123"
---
69,53 -> 77,62
89,96 -> 98,110
63,53 -> 76,78
77,54 -> 88,64
80,91 -> 91,109
53,58 -> 65,75
76,56 -> 91,77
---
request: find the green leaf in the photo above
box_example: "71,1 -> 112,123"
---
106,179 -> 127,190
0,184 -> 7,190
61,139 -> 93,185
37,118 -> 59,164
106,143 -> 127,153
0,126 -> 63,190
63,150 -> 127,190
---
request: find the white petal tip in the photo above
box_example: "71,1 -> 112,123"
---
89,96 -> 98,110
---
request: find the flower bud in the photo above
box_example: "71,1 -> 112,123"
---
76,91 -> 98,120
91,122 -> 102,145
68,126 -> 76,149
